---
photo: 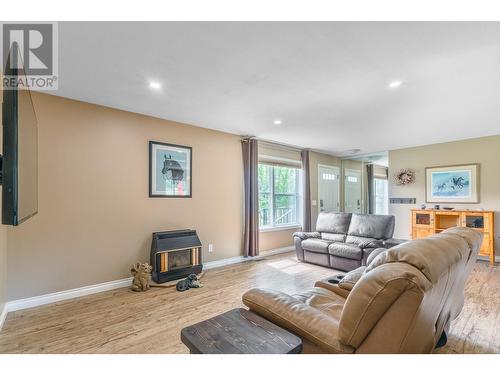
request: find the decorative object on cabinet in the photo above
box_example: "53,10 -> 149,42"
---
394,168 -> 416,185
389,197 -> 416,204
425,164 -> 479,203
411,209 -> 495,265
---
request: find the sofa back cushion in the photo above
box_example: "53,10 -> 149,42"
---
437,227 -> 483,322
316,212 -> 352,234
345,235 -> 380,248
366,231 -> 468,282
347,214 -> 395,240
321,232 -> 346,242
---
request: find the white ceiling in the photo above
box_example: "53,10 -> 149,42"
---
54,22 -> 500,156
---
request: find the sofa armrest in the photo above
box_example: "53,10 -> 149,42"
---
358,239 -> 385,249
366,247 -> 387,266
293,231 -> 320,240
242,288 -> 354,353
382,238 -> 407,248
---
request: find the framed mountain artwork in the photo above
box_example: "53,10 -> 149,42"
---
149,141 -> 192,198
425,164 -> 479,203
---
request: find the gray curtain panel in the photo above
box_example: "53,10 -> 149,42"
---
301,150 -> 312,232
366,164 -> 375,214
242,138 -> 259,257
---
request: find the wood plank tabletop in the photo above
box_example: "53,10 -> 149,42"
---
180,308 -> 302,354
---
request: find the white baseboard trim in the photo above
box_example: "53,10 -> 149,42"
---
477,255 -> 500,263
259,246 -> 295,257
203,245 -> 295,270
0,303 -> 7,331
6,277 -> 133,313
2,245 -> 296,319
203,255 -> 246,270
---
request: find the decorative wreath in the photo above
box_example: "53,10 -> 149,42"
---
394,168 -> 416,185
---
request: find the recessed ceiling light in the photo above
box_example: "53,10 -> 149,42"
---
149,81 -> 162,90
388,81 -> 402,89
273,119 -> 282,125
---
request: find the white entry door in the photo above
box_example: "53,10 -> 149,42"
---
318,165 -> 340,213
344,168 -> 362,213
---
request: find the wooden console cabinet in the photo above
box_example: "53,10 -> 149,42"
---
411,209 -> 495,265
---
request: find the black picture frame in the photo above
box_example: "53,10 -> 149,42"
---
149,141 -> 192,198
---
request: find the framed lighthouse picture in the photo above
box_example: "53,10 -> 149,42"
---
149,141 -> 192,198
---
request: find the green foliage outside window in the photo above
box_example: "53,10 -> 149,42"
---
258,164 -> 299,227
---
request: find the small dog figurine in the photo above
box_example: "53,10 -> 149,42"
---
130,262 -> 152,292
176,273 -> 203,292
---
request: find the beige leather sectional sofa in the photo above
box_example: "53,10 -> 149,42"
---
243,227 -> 482,353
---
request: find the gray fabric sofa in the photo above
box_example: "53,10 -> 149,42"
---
293,212 -> 401,271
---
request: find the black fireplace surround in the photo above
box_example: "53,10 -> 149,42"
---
150,229 -> 203,283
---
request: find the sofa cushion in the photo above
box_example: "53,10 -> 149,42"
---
347,214 -> 395,240
345,235 -> 384,249
242,288 -> 354,354
442,227 -> 483,259
302,238 -> 332,254
366,232 -> 473,283
321,232 -> 347,242
328,242 -> 363,260
316,212 -> 352,234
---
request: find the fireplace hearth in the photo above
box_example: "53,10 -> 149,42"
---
150,230 -> 203,283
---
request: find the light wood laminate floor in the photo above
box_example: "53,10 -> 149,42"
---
0,253 -> 498,354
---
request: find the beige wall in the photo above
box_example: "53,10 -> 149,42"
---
389,135 -> 500,255
309,151 -> 341,229
6,93 -> 245,300
259,228 -> 296,252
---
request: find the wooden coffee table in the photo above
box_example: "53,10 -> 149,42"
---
180,308 -> 302,354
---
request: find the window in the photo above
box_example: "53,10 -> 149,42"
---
374,178 -> 388,214
322,173 -> 336,180
346,176 -> 358,183
258,164 -> 300,228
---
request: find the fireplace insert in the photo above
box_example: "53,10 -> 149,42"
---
150,229 -> 203,283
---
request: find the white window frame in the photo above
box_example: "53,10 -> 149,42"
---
258,164 -> 301,231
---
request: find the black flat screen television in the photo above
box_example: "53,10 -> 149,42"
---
1,44 -> 38,225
